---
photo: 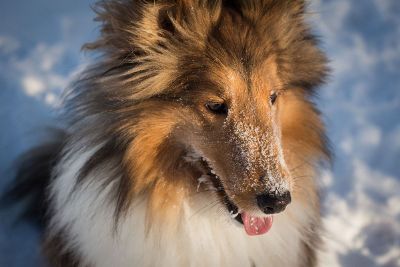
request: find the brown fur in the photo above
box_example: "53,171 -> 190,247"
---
74,0 -> 328,214
13,1 -> 330,266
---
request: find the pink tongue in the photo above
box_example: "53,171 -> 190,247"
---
241,212 -> 273,236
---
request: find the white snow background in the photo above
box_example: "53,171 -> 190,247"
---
0,0 -> 399,266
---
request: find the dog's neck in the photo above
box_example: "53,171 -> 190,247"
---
46,145 -> 318,267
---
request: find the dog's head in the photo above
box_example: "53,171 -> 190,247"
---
76,0 -> 329,234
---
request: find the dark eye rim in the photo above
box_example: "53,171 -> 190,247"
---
270,91 -> 278,105
205,101 -> 228,115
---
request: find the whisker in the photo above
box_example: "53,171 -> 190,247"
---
289,157 -> 314,173
188,200 -> 221,221
291,175 -> 313,181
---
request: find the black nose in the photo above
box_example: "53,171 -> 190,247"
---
256,191 -> 291,214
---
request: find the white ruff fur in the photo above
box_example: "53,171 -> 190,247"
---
49,146 -> 316,267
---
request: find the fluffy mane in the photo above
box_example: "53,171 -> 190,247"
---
7,1 -> 330,266
62,0 -> 328,223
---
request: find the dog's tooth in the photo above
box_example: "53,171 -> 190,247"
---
230,210 -> 239,218
197,175 -> 210,192
207,185 -> 218,191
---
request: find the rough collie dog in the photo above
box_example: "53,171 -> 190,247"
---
9,0 -> 330,266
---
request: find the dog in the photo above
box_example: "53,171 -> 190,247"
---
7,0 -> 330,266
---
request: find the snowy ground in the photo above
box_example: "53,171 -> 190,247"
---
0,0 -> 399,266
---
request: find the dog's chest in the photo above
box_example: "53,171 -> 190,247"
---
50,153 -> 306,267
65,198 -> 304,267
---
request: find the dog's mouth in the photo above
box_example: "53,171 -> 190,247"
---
193,155 -> 274,236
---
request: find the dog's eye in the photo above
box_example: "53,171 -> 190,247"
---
205,102 -> 228,115
270,92 -> 278,105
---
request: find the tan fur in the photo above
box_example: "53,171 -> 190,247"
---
76,0 -> 329,230
43,1 -> 330,265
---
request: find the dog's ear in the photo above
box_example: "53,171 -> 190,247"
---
85,1 -> 221,54
156,0 -> 222,47
228,0 -> 327,92
82,1 -> 223,100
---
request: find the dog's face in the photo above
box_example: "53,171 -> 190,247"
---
169,42 -> 326,234
177,58 -> 293,234
81,0 -> 329,234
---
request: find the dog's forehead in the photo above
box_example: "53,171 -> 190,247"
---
201,24 -> 282,98
204,55 -> 281,101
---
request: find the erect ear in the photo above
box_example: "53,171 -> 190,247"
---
81,1 -> 224,101
85,0 -> 222,55
157,0 -> 222,47
219,0 -> 327,93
